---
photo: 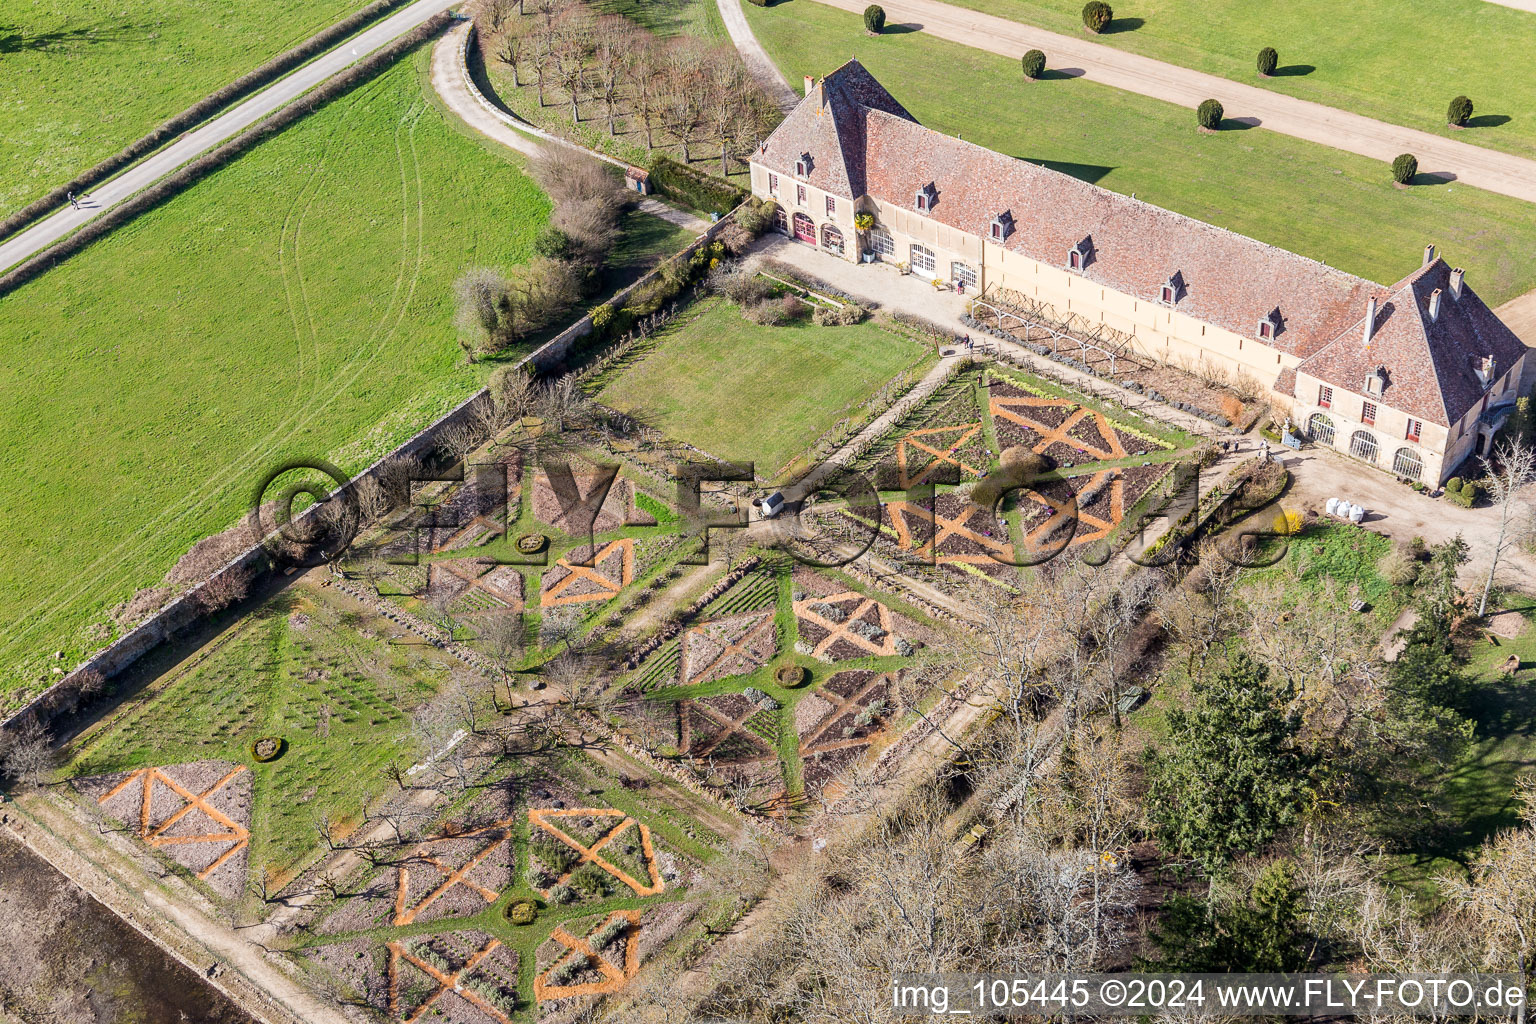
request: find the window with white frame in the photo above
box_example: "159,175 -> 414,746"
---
825,195 -> 836,218
910,243 -> 936,275
951,262 -> 977,290
1406,418 -> 1422,442
1318,385 -> 1332,408
870,229 -> 895,257
1362,400 -> 1377,426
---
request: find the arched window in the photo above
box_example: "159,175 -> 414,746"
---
1392,447 -> 1423,480
792,212 -> 815,243
869,229 -> 895,257
910,243 -> 936,275
951,262 -> 977,290
1308,413 -> 1335,446
1349,429 -> 1379,464
821,224 -> 845,256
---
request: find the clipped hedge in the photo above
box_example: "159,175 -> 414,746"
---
1392,152 -> 1418,185
1021,49 -> 1046,80
648,156 -> 747,218
1197,98 -> 1224,131
0,0 -> 413,243
0,12 -> 455,300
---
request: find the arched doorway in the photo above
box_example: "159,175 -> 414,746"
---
792,212 -> 815,244
821,224 -> 845,256
909,243 -> 936,275
773,207 -> 788,234
1307,412 -> 1335,446
1392,447 -> 1423,480
1349,429 -> 1379,464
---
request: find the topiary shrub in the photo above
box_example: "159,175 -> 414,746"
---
517,533 -> 548,554
1196,98 -> 1224,131
1082,1 -> 1112,32
1256,47 -> 1278,76
864,4 -> 886,32
1021,49 -> 1046,80
505,900 -> 538,926
1392,153 -> 1418,185
1447,95 -> 1474,128
1445,476 -> 1462,494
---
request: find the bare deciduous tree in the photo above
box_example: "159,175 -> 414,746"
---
452,266 -> 507,359
0,718 -> 55,786
1476,437 -> 1536,617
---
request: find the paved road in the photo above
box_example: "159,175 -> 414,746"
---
429,21 -> 709,232
794,0 -> 1536,205
0,0 -> 460,275
716,0 -> 801,111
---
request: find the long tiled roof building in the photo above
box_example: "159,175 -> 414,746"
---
748,59 -> 1528,486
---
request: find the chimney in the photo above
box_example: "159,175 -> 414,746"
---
1428,288 -> 1443,322
1423,243 -> 1436,266
1450,267 -> 1465,300
804,74 -> 815,97
1363,296 -> 1377,346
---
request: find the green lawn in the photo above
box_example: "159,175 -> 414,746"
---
596,296 -> 935,476
744,0 -> 1536,303
0,0 -> 367,215
0,51 -> 555,711
930,0 -> 1536,161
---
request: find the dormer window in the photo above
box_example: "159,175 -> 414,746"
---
1159,272 -> 1185,305
794,153 -> 812,178
1067,236 -> 1093,271
1257,309 -> 1280,340
989,211 -> 1014,241
915,183 -> 936,212
1364,367 -> 1386,396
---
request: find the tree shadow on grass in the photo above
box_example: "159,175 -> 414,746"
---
0,21 -> 154,54
1100,17 -> 1144,33
1038,67 -> 1086,80
1270,64 -> 1315,77
883,22 -> 922,34
1412,170 -> 1458,185
1466,114 -> 1512,129
1219,116 -> 1260,131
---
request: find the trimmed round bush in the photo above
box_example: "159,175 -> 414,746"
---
516,533 -> 548,554
1082,1 -> 1112,32
1196,98 -> 1224,130
1256,47 -> 1278,76
1446,476 -> 1462,493
505,900 -> 538,926
1447,95 -> 1474,127
1392,153 -> 1418,185
1021,49 -> 1046,80
864,4 -> 886,32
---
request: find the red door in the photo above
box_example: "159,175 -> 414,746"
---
793,212 -> 815,243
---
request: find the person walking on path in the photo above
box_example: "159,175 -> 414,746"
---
67,192 -> 79,210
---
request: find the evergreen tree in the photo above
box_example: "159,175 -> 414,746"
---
1143,860 -> 1312,971
1146,655 -> 1313,873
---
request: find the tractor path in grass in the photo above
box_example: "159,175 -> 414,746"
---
780,0 -> 1536,205
0,0 -> 461,276
717,0 -> 802,111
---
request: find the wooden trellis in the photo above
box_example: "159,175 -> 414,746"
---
970,288 -> 1139,376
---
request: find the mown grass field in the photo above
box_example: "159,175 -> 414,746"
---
597,296 -> 935,476
0,0 -> 366,214
931,0 -> 1536,160
0,51 -> 556,711
743,0 -> 1536,303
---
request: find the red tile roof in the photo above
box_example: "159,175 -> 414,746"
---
1297,261 -> 1528,427
754,60 -> 1527,428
